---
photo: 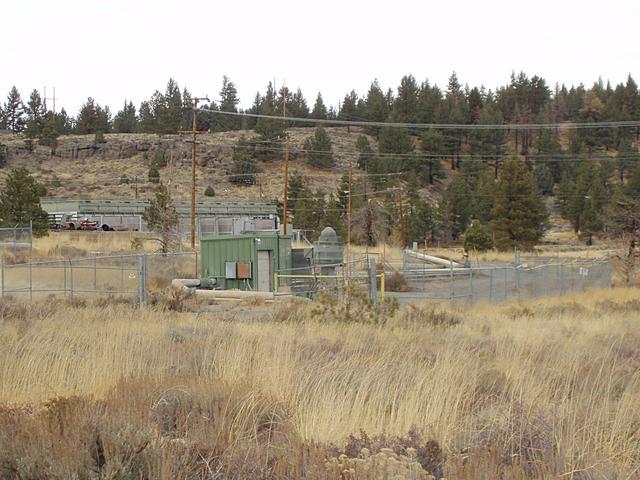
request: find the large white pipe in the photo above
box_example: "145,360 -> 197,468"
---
171,278 -> 274,300
191,289 -> 275,300
172,278 -> 201,289
404,249 -> 465,268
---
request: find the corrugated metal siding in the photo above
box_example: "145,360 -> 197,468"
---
200,234 -> 292,291
41,198 -> 277,216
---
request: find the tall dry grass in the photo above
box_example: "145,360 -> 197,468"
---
0,288 -> 639,478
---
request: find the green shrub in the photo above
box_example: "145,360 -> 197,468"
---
204,185 -> 215,197
154,148 -> 167,167
464,220 -> 494,252
148,165 -> 160,183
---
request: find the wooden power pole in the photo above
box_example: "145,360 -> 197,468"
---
182,97 -> 209,249
346,163 -> 352,283
283,140 -> 289,234
282,91 -> 289,235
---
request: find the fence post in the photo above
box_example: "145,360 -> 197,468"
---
69,259 -> 74,299
489,267 -> 494,302
63,260 -> 67,296
402,249 -> 408,278
120,256 -> 124,293
368,257 -> 378,304
1,257 -> 4,298
93,256 -> 97,291
138,254 -> 147,307
449,260 -> 454,304
29,261 -> 33,301
195,251 -> 199,279
515,248 -> 521,299
29,221 -> 33,256
468,267 -> 474,304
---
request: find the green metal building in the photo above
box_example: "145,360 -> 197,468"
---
200,233 -> 292,291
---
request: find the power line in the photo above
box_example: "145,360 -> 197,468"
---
151,137 -> 638,162
196,106 -> 640,131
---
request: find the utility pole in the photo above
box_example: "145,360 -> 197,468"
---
181,96 -> 209,249
282,91 -> 289,235
346,163 -> 352,283
397,179 -> 405,247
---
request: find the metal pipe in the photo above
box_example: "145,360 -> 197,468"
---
404,249 -> 465,269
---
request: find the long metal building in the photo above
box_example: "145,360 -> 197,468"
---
40,197 -> 278,236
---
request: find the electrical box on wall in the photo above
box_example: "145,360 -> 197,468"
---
236,261 -> 252,279
225,262 -> 237,279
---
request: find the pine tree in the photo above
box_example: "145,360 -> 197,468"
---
0,168 -> 48,236
39,116 -> 59,153
404,173 -> 436,246
255,82 -> 285,140
338,91 -> 358,121
419,130 -> 446,184
533,163 -> 554,195
474,169 -> 496,223
75,97 -> 110,134
142,182 -> 178,253
535,129 -> 563,183
287,171 -> 307,212
364,80 -> 388,136
393,74 -> 419,123
378,124 -> 413,155
24,89 -> 46,140
355,135 -> 374,171
113,101 -> 138,133
624,159 -> 640,197
214,76 -> 240,131
490,158 -> 548,250
229,135 -> 257,185
139,101 -> 156,133
417,80 -> 442,124
54,108 -> 73,135
289,88 -> 310,119
616,136 -> 637,183
441,174 -> 474,239
311,92 -> 328,120
304,127 -> 333,169
3,86 -> 25,133
464,220 -> 493,252
156,78 -> 182,134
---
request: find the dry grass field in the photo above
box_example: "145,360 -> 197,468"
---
1,287 -> 639,479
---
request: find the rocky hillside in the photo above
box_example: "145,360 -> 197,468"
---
0,128 -> 426,202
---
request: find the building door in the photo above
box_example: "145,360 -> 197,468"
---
257,250 -> 273,291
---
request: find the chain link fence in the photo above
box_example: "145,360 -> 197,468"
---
382,257 -> 612,305
0,252 -> 197,304
0,224 -> 32,253
0,249 -> 614,307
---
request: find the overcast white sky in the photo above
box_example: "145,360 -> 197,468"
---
2,0 -> 638,116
